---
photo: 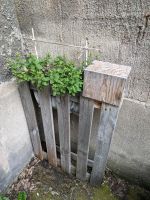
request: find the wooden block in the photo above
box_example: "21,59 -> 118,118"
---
83,61 -> 131,106
90,102 -> 119,185
38,86 -> 57,167
56,95 -> 71,174
19,82 -> 43,160
76,96 -> 94,181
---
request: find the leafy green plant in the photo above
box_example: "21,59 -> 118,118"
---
17,192 -> 27,200
9,53 -> 83,96
48,56 -> 83,96
8,53 -> 51,89
0,194 -> 10,200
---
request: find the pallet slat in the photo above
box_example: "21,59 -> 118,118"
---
90,103 -> 119,185
76,96 -> 94,181
18,82 -> 43,160
39,86 -> 57,167
56,95 -> 71,174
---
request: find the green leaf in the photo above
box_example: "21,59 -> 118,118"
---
0,194 -> 10,200
8,52 -> 85,95
17,192 -> 27,200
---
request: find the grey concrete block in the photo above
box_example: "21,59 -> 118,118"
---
0,80 -> 33,192
108,98 -> 150,188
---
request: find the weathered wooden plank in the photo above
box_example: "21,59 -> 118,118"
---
76,96 -> 94,181
56,145 -> 94,168
83,61 -> 131,106
18,82 -> 43,160
90,102 -> 119,185
56,95 -> 71,174
38,86 -> 57,167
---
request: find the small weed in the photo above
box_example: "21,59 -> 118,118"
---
0,192 -> 27,200
17,192 -> 27,200
0,194 -> 10,200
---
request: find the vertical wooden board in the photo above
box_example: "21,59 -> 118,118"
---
76,96 -> 94,181
90,103 -> 119,185
18,82 -> 43,160
38,86 -> 57,167
56,95 -> 71,174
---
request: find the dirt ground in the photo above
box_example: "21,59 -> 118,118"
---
3,158 -> 150,200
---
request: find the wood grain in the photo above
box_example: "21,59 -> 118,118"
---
76,96 -> 94,181
83,61 -> 131,106
56,95 -> 71,174
18,82 -> 43,160
90,102 -> 119,185
38,86 -> 57,167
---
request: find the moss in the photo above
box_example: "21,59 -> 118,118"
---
93,182 -> 118,200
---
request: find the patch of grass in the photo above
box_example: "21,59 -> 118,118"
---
93,182 -> 118,200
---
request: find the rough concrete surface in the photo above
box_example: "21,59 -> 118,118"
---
15,0 -> 150,102
0,80 -> 33,192
109,99 -> 150,188
0,0 -> 22,82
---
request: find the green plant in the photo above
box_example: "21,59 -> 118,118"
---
17,192 -> 27,200
0,191 -> 27,200
0,194 -> 10,200
9,53 -> 51,89
48,56 -> 83,96
9,53 -> 83,96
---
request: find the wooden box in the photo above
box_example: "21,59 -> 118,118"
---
83,61 -> 131,106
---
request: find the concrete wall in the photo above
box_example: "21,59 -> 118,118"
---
0,0 -> 22,82
0,81 -> 33,192
14,0 -> 150,188
0,0 -> 33,192
14,0 -> 150,102
108,99 -> 150,187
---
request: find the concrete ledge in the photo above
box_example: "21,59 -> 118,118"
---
108,98 -> 150,188
0,80 -> 33,192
